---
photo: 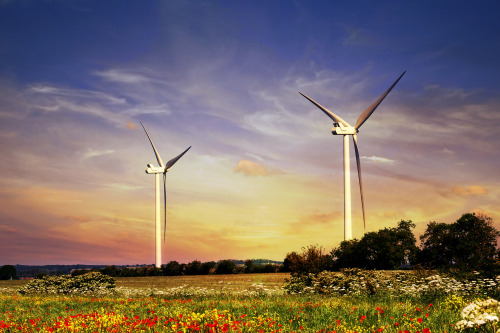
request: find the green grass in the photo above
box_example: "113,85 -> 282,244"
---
0,273 -> 488,332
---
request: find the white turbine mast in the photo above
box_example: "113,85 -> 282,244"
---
299,71 -> 405,241
140,122 -> 191,268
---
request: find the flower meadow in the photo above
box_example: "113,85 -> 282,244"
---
1,271 -> 500,333
0,294 -> 454,332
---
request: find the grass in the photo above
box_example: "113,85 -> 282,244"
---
0,272 -> 493,332
114,273 -> 289,289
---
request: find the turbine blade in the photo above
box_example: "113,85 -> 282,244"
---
355,71 -> 406,130
299,92 -> 351,127
165,146 -> 191,171
163,173 -> 166,242
140,122 -> 164,168
352,134 -> 366,232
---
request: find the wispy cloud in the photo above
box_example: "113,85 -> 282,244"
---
93,69 -> 156,84
0,225 -> 17,233
25,85 -> 135,127
81,149 -> 114,159
343,28 -> 373,46
362,155 -> 396,164
126,121 -> 137,129
29,85 -> 126,105
300,211 -> 342,225
233,160 -> 284,177
451,185 -> 488,197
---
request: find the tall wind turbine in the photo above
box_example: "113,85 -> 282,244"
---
140,122 -> 191,268
299,71 -> 405,241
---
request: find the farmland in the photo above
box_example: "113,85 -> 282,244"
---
0,272 -> 498,332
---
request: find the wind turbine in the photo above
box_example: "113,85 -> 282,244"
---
299,71 -> 405,241
140,122 -> 191,268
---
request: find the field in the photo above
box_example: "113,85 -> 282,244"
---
115,273 -> 289,290
0,272 -> 497,332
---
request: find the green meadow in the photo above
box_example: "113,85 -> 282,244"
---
1,271 -> 498,332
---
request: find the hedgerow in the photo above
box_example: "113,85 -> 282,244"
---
283,268 -> 500,299
18,272 -> 115,295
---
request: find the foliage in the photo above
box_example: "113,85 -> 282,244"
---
455,298 -> 500,332
73,260 -> 278,277
284,268 -> 500,300
215,260 -> 236,274
332,220 -> 419,270
244,259 -> 255,273
419,213 -> 499,271
163,261 -> 182,276
283,245 -> 332,275
185,260 -> 202,275
0,265 -> 17,280
200,261 -> 217,275
284,269 -> 387,296
17,272 -> 115,295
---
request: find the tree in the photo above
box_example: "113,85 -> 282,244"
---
162,261 -> 182,276
0,265 -> 17,280
331,239 -> 363,270
452,213 -> 498,269
418,221 -> 454,268
215,260 -> 236,274
283,245 -> 331,275
332,220 -> 419,270
200,261 -> 216,275
419,213 -> 499,271
244,259 -> 255,274
101,265 -> 121,277
185,260 -> 202,275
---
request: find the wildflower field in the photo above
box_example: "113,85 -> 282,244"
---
1,271 -> 499,332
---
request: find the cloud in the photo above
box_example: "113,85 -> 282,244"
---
343,28 -> 373,46
300,211 -> 342,225
81,149 -> 114,159
65,215 -> 91,223
0,225 -> 17,233
451,185 -> 488,197
233,160 -> 284,177
29,85 -> 126,105
361,156 -> 396,164
126,121 -> 137,129
442,148 -> 455,155
93,69 -> 155,84
26,85 -> 134,127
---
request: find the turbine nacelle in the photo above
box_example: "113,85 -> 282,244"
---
332,123 -> 357,135
145,164 -> 164,174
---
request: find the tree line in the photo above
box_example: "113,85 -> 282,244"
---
284,213 -> 500,275
71,259 -> 284,277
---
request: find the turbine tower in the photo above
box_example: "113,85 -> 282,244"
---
141,122 -> 191,268
299,71 -> 405,241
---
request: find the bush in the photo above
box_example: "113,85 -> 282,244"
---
215,260 -> 236,274
284,268 -> 380,296
283,245 -> 332,275
18,272 -> 115,295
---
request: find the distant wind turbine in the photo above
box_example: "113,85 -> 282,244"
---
299,71 -> 405,241
140,122 -> 191,268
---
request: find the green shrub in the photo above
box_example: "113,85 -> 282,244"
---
284,268 -> 381,296
18,272 -> 115,295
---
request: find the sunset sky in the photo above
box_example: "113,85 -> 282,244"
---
1,1 -> 499,265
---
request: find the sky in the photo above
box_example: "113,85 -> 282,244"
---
0,0 -> 499,265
